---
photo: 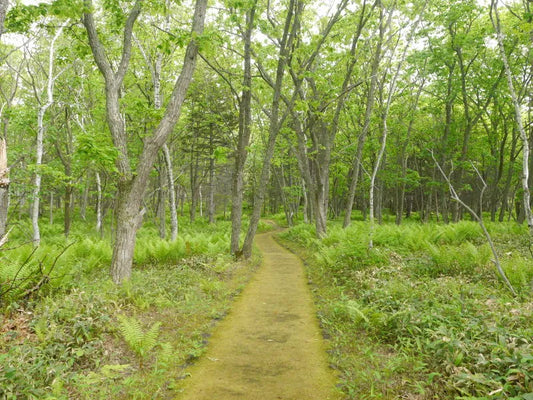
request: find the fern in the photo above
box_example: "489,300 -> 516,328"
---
155,342 -> 174,372
117,315 -> 161,366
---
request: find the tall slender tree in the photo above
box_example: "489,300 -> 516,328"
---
0,0 -> 12,239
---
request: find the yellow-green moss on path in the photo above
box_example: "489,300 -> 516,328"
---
176,231 -> 341,400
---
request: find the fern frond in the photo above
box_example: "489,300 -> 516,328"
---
140,322 -> 161,357
117,315 -> 161,360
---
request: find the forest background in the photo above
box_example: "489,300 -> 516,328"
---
0,0 -> 532,398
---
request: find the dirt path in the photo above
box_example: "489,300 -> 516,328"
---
176,231 -> 340,400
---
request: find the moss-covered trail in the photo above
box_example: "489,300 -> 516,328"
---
177,231 -> 340,400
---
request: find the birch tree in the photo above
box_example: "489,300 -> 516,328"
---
0,0 -> 10,240
240,0 -> 301,258
26,23 -> 65,246
490,0 -> 533,233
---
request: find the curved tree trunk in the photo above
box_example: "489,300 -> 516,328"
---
83,0 -> 207,283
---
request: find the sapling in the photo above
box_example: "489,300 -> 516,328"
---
431,152 -> 516,296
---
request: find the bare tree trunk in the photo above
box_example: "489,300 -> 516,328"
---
0,138 -> 8,238
396,72 -> 425,225
0,1 -> 9,238
370,0 -> 422,246
49,191 -> 54,225
80,174 -> 89,221
241,0 -> 299,258
343,6 -> 384,228
135,17 -> 178,240
30,24 -> 65,246
230,1 -> 257,254
96,171 -> 103,235
32,106 -> 46,245
157,156 -> 166,239
163,144 -> 178,240
83,0 -> 207,283
434,154 -> 516,296
0,0 -> 7,39
199,184 -> 203,218
491,0 -> 533,233
64,181 -> 72,236
208,149 -> 215,224
301,178 -> 309,224
369,125 -> 386,248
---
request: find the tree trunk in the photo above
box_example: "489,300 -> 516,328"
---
64,182 -> 72,237
49,191 -> 53,225
491,0 -> 533,232
0,0 -> 10,236
0,0 -> 8,39
30,24 -> 65,246
163,144 -> 178,240
83,0 -> 207,283
80,174 -> 89,221
207,126 -> 215,224
343,10 -> 384,228
230,2 -> 256,254
208,157 -> 215,224
157,156 -> 166,239
96,171 -> 103,235
32,106 -> 47,245
0,138 -> 8,239
111,185 -> 144,283
241,0 -> 299,258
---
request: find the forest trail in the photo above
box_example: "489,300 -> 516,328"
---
176,231 -> 341,400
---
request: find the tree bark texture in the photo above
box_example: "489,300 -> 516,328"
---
491,0 -> 533,233
83,0 -> 207,283
30,24 -> 65,246
0,0 -> 7,39
0,138 -> 8,238
230,2 -> 256,254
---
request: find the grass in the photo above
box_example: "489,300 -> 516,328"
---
0,217 -> 261,399
278,220 -> 533,399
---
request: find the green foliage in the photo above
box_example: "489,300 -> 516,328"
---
117,315 -> 161,363
280,221 -> 533,399
0,218 -> 257,398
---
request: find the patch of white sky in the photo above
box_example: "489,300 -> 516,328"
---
2,0 -> 53,46
1,0 -> 508,50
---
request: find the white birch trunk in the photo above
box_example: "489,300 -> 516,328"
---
0,0 -> 8,239
135,18 -> 178,241
163,144 -> 178,240
31,24 -> 64,246
369,2 -> 424,247
491,0 -> 533,232
0,138 -> 8,238
96,171 -> 103,234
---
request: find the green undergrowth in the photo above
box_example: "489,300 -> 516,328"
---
0,218 -> 260,399
278,221 -> 533,399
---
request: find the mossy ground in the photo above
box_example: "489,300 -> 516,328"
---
0,219 -> 262,399
176,231 -> 341,400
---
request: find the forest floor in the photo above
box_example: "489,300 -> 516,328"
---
175,231 -> 341,400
